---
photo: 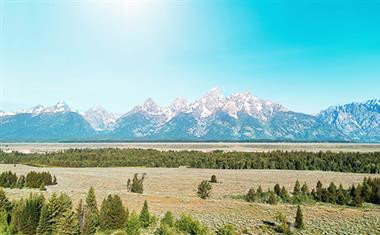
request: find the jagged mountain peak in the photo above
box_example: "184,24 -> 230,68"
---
19,101 -> 72,115
82,106 -> 120,131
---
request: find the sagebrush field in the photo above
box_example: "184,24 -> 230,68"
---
1,164 -> 379,234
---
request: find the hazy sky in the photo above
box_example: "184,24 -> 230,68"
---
1,1 -> 380,114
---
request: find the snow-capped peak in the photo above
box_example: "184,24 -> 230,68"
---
52,101 -> 72,113
82,106 -> 120,130
20,101 -> 72,115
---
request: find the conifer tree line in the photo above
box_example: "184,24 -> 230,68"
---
0,187 -> 243,234
1,149 -> 379,173
0,171 -> 57,189
245,177 -> 380,207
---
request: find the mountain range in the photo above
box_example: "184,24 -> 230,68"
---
1,88 -> 379,142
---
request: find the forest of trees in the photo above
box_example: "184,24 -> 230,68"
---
0,149 -> 379,173
245,177 -> 380,207
0,187 -> 240,235
0,171 -> 57,189
0,186 -> 306,235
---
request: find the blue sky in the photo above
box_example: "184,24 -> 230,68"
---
1,1 -> 380,114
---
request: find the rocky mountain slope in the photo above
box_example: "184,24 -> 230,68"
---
0,89 -> 378,142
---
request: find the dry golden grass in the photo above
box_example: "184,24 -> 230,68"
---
1,164 -> 379,234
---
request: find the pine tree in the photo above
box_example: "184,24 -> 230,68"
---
274,184 -> 281,196
85,186 -> 98,214
82,209 -> 98,235
337,184 -> 347,205
293,180 -> 301,196
197,180 -> 212,199
39,182 -> 46,191
0,189 -> 11,214
12,193 -> 44,235
327,182 -> 337,203
126,212 -> 141,235
350,184 -> 363,207
0,210 -> 12,235
161,211 -> 175,227
55,209 -> 79,235
140,200 -> 151,228
99,195 -> 127,231
279,186 -> 289,201
294,205 -> 304,229
315,181 -> 323,201
16,175 -> 25,189
216,224 -> 238,235
37,193 -> 74,234
75,199 -> 84,233
301,183 -> 309,196
268,191 -> 278,205
257,186 -> 263,196
130,173 -> 145,194
36,204 -> 50,234
361,181 -> 372,202
246,188 -> 256,202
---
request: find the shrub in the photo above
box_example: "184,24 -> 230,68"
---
210,175 -> 218,183
197,180 -> 212,199
216,224 -> 238,235
129,173 -> 145,194
175,214 -> 208,235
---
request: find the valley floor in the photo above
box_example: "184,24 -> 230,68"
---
1,164 -> 379,234
1,142 -> 380,153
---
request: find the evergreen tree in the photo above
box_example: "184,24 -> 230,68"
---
294,205 -> 304,229
315,181 -> 323,201
327,182 -> 337,203
12,193 -> 44,235
197,180 -> 212,199
0,210 -> 12,235
279,186 -> 289,201
140,200 -> 151,228
350,184 -> 363,207
99,195 -> 127,231
39,182 -> 46,191
337,184 -> 348,205
0,189 -> 11,214
55,209 -> 79,235
256,185 -> 263,198
75,199 -> 84,233
257,186 -> 263,197
37,193 -> 74,234
36,204 -> 50,234
274,184 -> 281,196
161,211 -> 175,227
293,180 -> 301,196
246,188 -> 256,202
301,182 -> 309,196
321,188 -> 329,202
16,175 -> 25,189
85,186 -> 98,214
82,209 -> 98,235
268,191 -> 278,205
361,181 -> 372,202
154,223 -> 179,235
130,173 -> 145,194
175,214 -> 208,235
126,212 -> 141,235
216,224 -> 238,235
